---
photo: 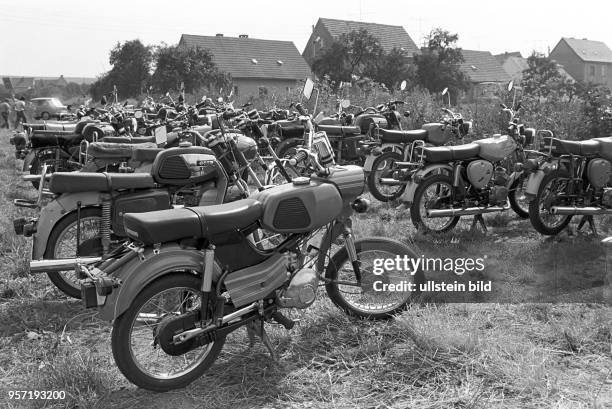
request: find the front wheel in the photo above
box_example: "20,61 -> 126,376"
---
325,237 -> 425,319
410,173 -> 460,233
111,273 -> 225,392
528,169 -> 573,235
508,176 -> 529,219
366,151 -> 406,202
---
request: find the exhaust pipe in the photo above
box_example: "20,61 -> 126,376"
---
379,178 -> 408,186
30,257 -> 102,273
550,206 -> 612,216
427,206 -> 508,217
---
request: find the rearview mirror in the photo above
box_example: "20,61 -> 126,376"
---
303,77 -> 315,100
507,80 -> 514,92
217,97 -> 224,103
441,87 -> 448,96
400,80 -> 407,91
165,92 -> 170,97
340,99 -> 351,109
134,110 -> 143,119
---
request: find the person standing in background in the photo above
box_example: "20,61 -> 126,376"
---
13,96 -> 27,129
0,98 -> 10,129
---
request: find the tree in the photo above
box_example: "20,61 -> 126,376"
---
312,29 -> 384,87
521,52 -> 578,101
151,44 -> 231,94
365,47 -> 415,90
414,28 -> 469,100
90,39 -> 153,99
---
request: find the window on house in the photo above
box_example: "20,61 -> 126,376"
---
258,86 -> 268,97
602,65 -> 606,78
589,65 -> 596,77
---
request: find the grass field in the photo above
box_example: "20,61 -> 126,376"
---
0,128 -> 610,409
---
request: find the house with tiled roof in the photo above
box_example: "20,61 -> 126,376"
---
458,50 -> 512,100
302,18 -> 419,67
550,37 -> 612,89
179,34 -> 312,99
1,76 -> 35,94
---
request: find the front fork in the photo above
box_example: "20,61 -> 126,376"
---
342,225 -> 362,283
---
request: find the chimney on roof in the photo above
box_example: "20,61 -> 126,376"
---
239,34 -> 248,38
216,33 -> 223,37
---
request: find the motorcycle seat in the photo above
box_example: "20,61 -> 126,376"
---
551,138 -> 600,156
48,172 -> 156,194
421,143 -> 480,162
87,142 -> 158,159
380,129 -> 428,144
44,123 -> 78,133
594,137 -> 612,161
317,125 -> 362,137
131,146 -> 164,162
101,136 -> 157,144
123,199 -> 263,245
30,132 -> 81,148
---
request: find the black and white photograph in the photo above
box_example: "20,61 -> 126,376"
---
0,0 -> 611,407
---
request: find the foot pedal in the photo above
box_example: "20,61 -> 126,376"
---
272,311 -> 296,330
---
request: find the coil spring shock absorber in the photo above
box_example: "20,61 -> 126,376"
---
100,194 -> 111,253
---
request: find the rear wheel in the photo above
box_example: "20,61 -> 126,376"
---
509,176 -> 529,219
44,208 -> 103,298
325,238 -> 425,319
410,174 -> 460,233
367,151 -> 406,202
528,169 -> 573,235
111,273 -> 225,391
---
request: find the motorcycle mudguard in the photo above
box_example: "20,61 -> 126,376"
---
31,192 -> 102,260
363,144 -> 404,172
97,244 -> 222,321
399,164 -> 453,203
363,155 -> 377,172
525,170 -> 545,199
22,150 -> 36,172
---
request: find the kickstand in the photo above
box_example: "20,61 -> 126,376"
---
470,214 -> 488,233
577,215 -> 598,237
246,319 -> 278,361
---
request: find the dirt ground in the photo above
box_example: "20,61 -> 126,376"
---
0,128 -> 609,409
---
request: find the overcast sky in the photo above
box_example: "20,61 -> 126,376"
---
1,0 -> 611,78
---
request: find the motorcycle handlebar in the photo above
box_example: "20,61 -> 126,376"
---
294,103 -> 307,116
288,149 -> 308,166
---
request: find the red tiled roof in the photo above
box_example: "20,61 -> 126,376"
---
318,18 -> 419,56
179,34 -> 312,80
560,37 -> 612,63
459,50 -> 512,83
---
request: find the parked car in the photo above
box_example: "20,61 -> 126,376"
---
31,97 -> 70,120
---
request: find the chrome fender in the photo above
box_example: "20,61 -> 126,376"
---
98,245 -> 222,321
363,143 -> 404,172
32,192 -> 102,260
399,164 -> 453,203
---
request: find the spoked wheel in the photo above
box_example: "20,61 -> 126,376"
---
528,169 -> 573,235
410,174 -> 460,233
509,176 -> 529,218
264,161 -> 300,185
111,273 -> 225,392
366,151 -> 406,202
325,238 -> 425,319
44,208 -> 103,298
